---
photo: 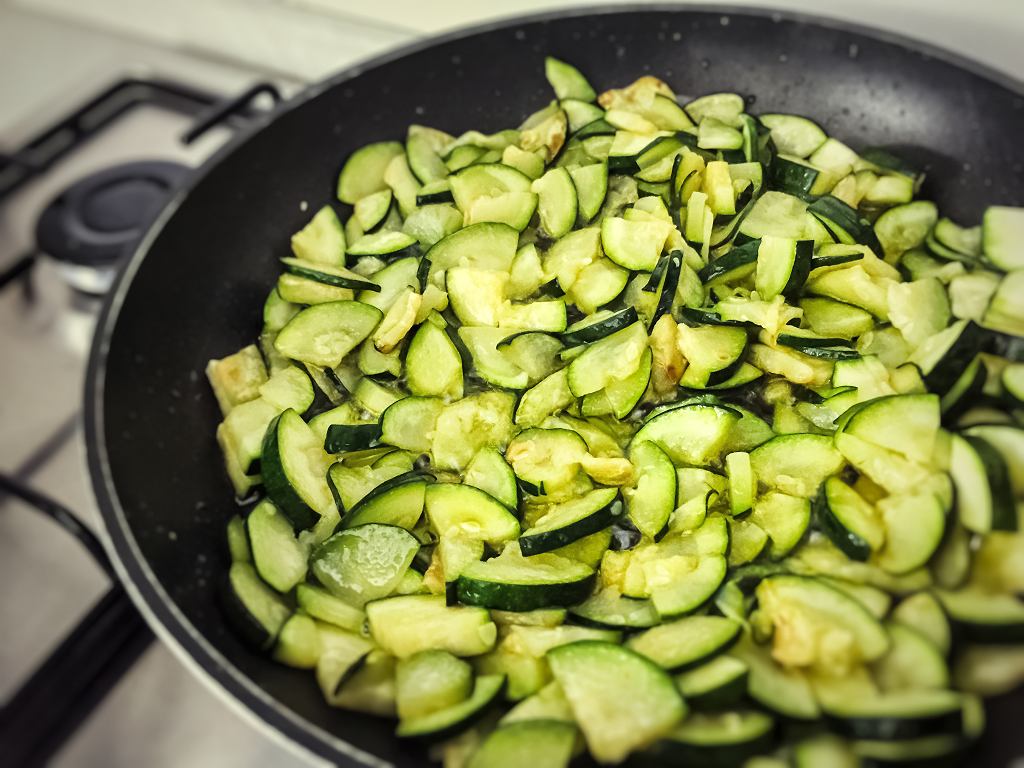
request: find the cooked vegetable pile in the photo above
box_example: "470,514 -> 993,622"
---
208,56 -> 1024,766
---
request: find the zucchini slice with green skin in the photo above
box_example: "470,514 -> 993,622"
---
273,613 -> 320,669
757,575 -> 890,663
280,257 -> 381,292
425,221 -> 519,272
560,307 -> 639,346
519,488 -> 622,556
368,594 -> 497,659
674,654 -> 749,709
464,447 -> 518,509
963,424 -> 1024,497
891,593 -> 951,656
396,674 -> 505,740
311,524 -> 419,605
624,441 -> 676,539
910,319 -> 987,393
566,320 -> 648,397
645,709 -> 775,767
601,216 -> 671,271
246,499 -> 309,593
295,584 -> 365,633
533,167 -> 578,239
406,321 -> 464,400
940,355 -> 986,419
626,615 -> 741,672
505,427 -> 589,491
699,239 -> 760,285
456,547 -> 595,612
221,562 -> 293,651
395,650 -> 474,721
425,483 -> 521,544
580,347 -> 652,419
570,161 -> 609,223
732,634 -> 820,720
633,404 -> 740,466
935,588 -> 1024,643
568,588 -> 661,630
341,471 -> 429,530
749,433 -> 845,498
873,622 -> 949,693
949,433 -> 1016,533
545,56 -> 596,101
226,515 -> 251,564
982,205 -> 1024,270
840,393 -> 940,465
875,491 -> 946,575
290,205 -> 346,267
649,555 -> 728,619
274,301 -> 382,369
816,476 -> 885,561
379,396 -> 443,454
337,141 -> 404,204
823,690 -> 965,741
765,113 -> 827,156
549,640 -> 686,764
514,368 -> 574,427
261,409 -> 332,530
467,719 -> 577,768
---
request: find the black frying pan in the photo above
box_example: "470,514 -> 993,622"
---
84,6 -> 1024,766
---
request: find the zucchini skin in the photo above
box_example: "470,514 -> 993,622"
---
261,413 -> 319,530
455,572 -> 596,612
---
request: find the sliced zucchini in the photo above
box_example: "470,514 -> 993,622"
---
291,205 -> 346,267
274,301 -> 382,369
396,674 -> 505,739
425,483 -> 521,544
646,709 -> 775,767
456,545 -> 595,612
464,447 -> 518,509
626,615 -> 740,671
395,649 -> 474,721
568,588 -> 660,630
466,719 -> 576,768
342,471 -> 429,530
674,654 -> 749,709
633,404 -> 740,466
295,583 -> 365,633
816,476 -> 885,561
337,141 -> 404,204
823,690 -> 964,741
520,488 -> 621,555
949,433 -> 1016,533
311,524 -> 420,605
406,321 -> 464,399
624,441 -> 676,539
261,409 -> 332,530
548,640 -> 686,764
367,594 -> 496,658
246,499 -> 309,593
222,561 -> 292,651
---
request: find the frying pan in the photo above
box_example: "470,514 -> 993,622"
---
83,5 -> 1024,766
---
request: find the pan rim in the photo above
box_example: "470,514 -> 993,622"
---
83,4 -> 1024,766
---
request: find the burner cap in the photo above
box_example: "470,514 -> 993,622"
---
35,161 -> 189,267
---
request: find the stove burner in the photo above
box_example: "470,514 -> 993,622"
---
35,160 -> 189,269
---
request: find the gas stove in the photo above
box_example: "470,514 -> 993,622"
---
0,73 -> 315,768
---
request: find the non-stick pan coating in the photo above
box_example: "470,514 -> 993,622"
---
86,6 -> 1024,766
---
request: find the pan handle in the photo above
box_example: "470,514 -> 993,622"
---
182,82 -> 282,145
0,586 -> 152,767
0,474 -> 152,766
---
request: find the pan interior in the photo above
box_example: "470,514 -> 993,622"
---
88,7 -> 1024,766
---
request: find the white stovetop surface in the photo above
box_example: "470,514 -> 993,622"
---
0,1 -> 1021,767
